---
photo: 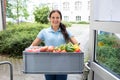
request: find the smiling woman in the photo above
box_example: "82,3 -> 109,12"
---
30,9 -> 78,80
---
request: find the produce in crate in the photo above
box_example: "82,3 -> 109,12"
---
25,42 -> 81,53
39,46 -> 48,52
46,46 -> 54,52
25,46 -> 40,52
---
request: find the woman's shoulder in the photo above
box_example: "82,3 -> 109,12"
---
38,27 -> 50,35
41,27 -> 51,31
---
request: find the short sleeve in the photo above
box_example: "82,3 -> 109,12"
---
37,29 -> 45,41
67,29 -> 74,38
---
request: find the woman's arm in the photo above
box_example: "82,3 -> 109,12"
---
70,36 -> 79,45
30,37 -> 42,46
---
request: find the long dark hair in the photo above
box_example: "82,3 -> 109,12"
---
49,10 -> 69,43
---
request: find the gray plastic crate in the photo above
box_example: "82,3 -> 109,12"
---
23,52 -> 84,74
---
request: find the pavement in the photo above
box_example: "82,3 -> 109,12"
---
0,24 -> 90,80
68,24 -> 90,60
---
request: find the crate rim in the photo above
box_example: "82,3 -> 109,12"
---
23,51 -> 84,55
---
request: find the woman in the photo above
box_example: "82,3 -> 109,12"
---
31,10 -> 78,80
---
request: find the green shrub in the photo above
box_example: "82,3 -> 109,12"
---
62,21 -> 72,27
33,6 -> 50,24
69,21 -> 89,24
97,34 -> 117,46
97,46 -> 120,74
69,22 -> 77,24
0,22 -> 48,58
77,21 -> 89,24
97,34 -> 120,75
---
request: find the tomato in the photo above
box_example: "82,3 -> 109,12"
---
53,50 -> 56,53
33,49 -> 40,52
40,46 -> 48,52
75,48 -> 81,52
26,49 -> 33,52
47,46 -> 54,52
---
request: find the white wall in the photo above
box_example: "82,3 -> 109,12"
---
93,0 -> 120,21
58,0 -> 90,22
29,0 -> 90,22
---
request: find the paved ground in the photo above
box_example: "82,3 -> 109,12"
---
0,24 -> 89,80
68,24 -> 89,58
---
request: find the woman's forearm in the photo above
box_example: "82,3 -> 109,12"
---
31,38 -> 41,46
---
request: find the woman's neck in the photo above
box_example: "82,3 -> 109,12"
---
52,26 -> 59,31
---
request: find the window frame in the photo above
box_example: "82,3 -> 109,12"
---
63,2 -> 69,11
76,16 -> 81,21
89,21 -> 120,80
75,1 -> 82,10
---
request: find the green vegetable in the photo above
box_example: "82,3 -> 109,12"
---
59,44 -> 66,50
65,42 -> 75,52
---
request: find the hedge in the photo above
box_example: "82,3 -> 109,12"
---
0,22 -> 48,58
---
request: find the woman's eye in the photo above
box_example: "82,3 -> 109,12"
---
51,17 -> 60,19
52,17 -> 55,19
56,17 -> 60,19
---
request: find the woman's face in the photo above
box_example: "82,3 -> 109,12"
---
49,12 -> 61,28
